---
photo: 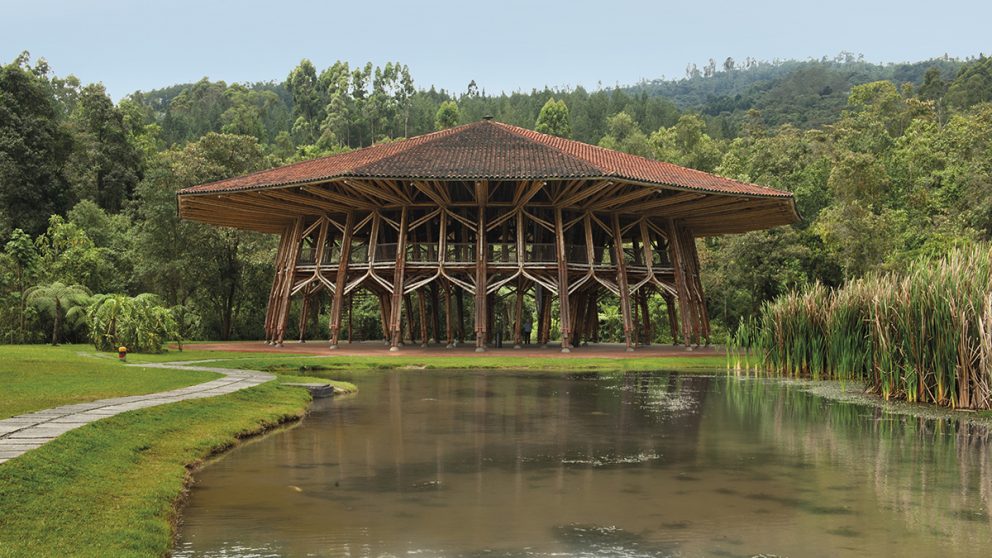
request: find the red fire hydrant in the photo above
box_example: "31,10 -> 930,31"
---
118,346 -> 128,362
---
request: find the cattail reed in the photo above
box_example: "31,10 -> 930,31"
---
729,243 -> 992,410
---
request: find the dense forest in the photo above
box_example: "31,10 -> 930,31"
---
1,50 -> 990,348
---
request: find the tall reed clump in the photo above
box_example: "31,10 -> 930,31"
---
729,243 -> 992,410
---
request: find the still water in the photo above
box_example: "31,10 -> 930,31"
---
174,371 -> 992,557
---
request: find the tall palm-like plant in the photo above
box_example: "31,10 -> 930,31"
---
26,282 -> 91,345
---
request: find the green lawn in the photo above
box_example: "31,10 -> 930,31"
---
0,381 -> 312,558
206,352 -> 730,378
0,345 -> 220,419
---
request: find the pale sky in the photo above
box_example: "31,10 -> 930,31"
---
3,0 -> 989,99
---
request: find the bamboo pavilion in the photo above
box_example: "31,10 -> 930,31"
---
177,118 -> 799,352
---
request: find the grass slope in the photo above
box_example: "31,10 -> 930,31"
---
0,382 -> 312,558
0,345 -> 218,419
209,353 -> 730,377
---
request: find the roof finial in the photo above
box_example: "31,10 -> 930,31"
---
482,115 -> 494,121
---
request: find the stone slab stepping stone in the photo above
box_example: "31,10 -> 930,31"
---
282,382 -> 336,398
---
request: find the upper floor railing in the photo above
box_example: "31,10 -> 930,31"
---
297,241 -> 670,267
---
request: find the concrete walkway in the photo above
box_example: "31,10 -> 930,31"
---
0,362 -> 274,465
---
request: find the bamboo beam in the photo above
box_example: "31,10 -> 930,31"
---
303,184 -> 378,210
557,179 -> 612,207
264,188 -> 351,213
637,192 -> 707,213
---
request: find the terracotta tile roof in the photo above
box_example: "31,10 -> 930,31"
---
178,120 -> 793,199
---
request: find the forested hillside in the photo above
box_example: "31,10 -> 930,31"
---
1,50 -> 990,346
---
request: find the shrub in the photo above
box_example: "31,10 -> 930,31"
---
87,293 -> 180,353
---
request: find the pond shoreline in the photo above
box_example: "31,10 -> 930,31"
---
772,376 -> 992,427
168,402 -> 309,551
168,378 -> 358,555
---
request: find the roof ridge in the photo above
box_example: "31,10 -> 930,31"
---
486,120 -> 611,175
347,121 -> 494,176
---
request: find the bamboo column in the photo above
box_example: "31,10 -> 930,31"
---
417,290 -> 428,347
275,217 -> 305,346
474,183 -> 488,352
682,226 -> 711,345
534,285 -> 548,347
389,208 -> 409,351
297,291 -> 311,342
444,281 -> 454,348
513,279 -> 524,348
554,207 -> 571,352
513,210 -> 525,349
329,212 -> 355,348
456,288 -> 465,343
429,282 -> 440,345
638,290 -> 652,346
632,292 -> 639,346
347,293 -> 353,343
571,292 -> 587,347
587,290 -> 599,343
663,292 -> 680,344
611,213 -> 635,351
665,219 -> 694,347
378,292 -> 391,344
403,293 -> 414,344
264,225 -> 294,343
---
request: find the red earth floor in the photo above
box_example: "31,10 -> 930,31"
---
179,340 -> 722,359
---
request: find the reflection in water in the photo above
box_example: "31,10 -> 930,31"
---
174,372 -> 992,557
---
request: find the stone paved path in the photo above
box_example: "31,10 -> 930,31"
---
0,362 -> 274,465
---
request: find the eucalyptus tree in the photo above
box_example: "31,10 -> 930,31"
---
318,61 -> 352,146
398,64 -> 415,137
287,59 -> 324,144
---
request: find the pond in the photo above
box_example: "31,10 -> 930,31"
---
174,371 -> 992,557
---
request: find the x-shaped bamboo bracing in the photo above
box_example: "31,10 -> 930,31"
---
255,178 -> 716,352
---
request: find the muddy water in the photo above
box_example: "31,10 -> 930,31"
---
174,372 -> 992,557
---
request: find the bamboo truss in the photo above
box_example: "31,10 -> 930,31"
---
210,177 -> 727,352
